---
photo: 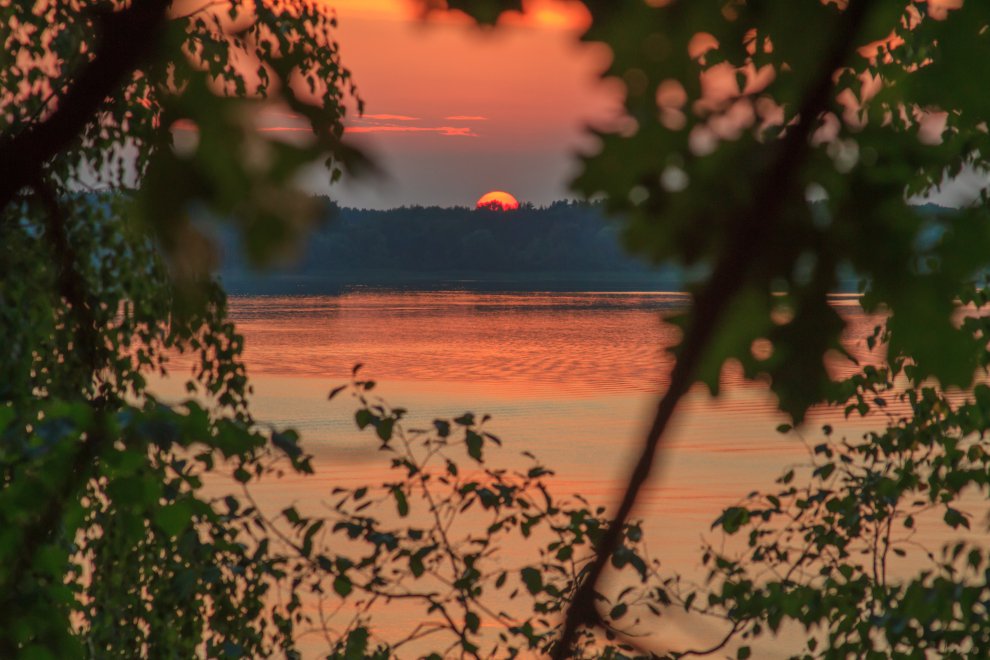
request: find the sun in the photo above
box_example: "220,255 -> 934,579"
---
476,190 -> 520,211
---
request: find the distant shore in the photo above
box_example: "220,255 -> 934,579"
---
213,199 -> 899,296
219,271 -> 687,295
219,271 -> 864,295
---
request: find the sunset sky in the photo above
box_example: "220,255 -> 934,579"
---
277,0 -> 985,210
297,0 -> 621,208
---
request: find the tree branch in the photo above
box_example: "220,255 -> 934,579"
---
0,182 -> 112,623
551,1 -> 874,657
0,0 -> 170,214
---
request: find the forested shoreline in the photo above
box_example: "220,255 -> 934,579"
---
216,200 -> 679,292
217,199 -> 948,293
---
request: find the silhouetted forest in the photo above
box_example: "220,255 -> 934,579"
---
217,199 -> 950,293
217,199 -> 681,291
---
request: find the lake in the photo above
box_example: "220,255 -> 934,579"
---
156,290 -> 911,655
213,290 -> 876,526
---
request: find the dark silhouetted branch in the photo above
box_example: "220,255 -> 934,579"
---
0,182 -> 111,620
0,0 -> 169,214
551,1 -> 873,657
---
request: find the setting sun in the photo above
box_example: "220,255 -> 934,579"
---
476,190 -> 520,211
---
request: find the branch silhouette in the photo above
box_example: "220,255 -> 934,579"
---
0,0 -> 169,214
552,1 -> 874,656
0,183 -> 111,640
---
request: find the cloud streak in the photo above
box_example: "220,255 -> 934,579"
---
346,125 -> 478,137
360,113 -> 420,121
179,120 -> 479,139
445,115 -> 488,121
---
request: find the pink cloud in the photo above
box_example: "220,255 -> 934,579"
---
360,113 -> 420,121
444,115 -> 488,121
346,125 -> 478,137
185,122 -> 479,138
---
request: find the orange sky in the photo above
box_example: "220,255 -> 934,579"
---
294,0 -> 621,208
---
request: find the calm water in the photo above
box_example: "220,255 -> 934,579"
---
158,290 -> 908,655
220,291 -> 874,503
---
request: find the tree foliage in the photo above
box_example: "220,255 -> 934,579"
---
5,0 -> 990,658
0,0 -> 361,655
274,376 -> 667,659
444,0 -> 990,655
692,284 -> 990,658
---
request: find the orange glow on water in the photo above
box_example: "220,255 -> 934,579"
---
476,190 -> 520,210
158,292 -> 938,657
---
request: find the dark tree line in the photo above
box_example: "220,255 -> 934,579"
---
217,200 -> 950,290
218,200 -> 661,279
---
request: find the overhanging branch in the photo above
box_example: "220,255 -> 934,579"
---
0,0 -> 169,213
551,1 -> 874,657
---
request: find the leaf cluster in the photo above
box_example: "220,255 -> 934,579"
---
692,284 -> 990,658
0,1 -> 362,654
266,376 -> 670,659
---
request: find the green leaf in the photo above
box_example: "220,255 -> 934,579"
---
520,567 -> 542,595
154,500 -> 193,537
20,646 -> 56,660
334,575 -> 353,598
465,611 -> 480,633
434,419 -> 451,437
355,409 -> 374,430
376,416 -> 394,442
409,554 -> 424,578
391,487 -> 409,517
688,290 -> 771,396
944,507 -> 970,529
342,627 -> 369,660
717,507 -> 750,535
465,430 -> 484,462
272,430 -> 302,459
